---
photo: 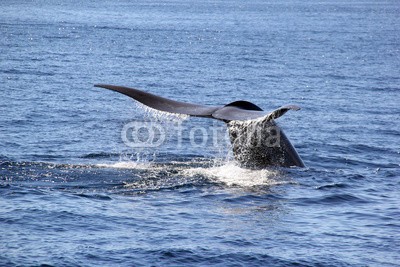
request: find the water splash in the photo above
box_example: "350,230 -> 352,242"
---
135,101 -> 189,123
184,161 -> 287,187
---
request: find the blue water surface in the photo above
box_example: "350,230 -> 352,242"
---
1,0 -> 399,266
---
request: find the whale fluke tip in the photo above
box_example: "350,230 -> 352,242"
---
286,105 -> 301,111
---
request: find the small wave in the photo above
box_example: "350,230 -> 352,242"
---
319,193 -> 369,204
43,35 -> 71,40
73,193 -> 112,200
146,249 -> 299,267
80,152 -> 122,159
1,69 -> 55,76
348,144 -> 393,154
183,161 -> 287,187
93,25 -> 137,31
295,193 -> 369,206
316,183 -> 348,190
0,155 -> 12,162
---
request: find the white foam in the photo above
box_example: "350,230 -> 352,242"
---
96,158 -> 288,188
184,161 -> 285,187
96,161 -> 155,170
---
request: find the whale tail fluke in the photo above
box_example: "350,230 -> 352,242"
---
94,84 -> 304,168
94,84 -> 299,122
94,84 -> 219,117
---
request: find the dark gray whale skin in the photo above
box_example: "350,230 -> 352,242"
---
227,119 -> 304,168
94,84 -> 305,168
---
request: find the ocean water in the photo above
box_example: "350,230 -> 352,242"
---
1,0 -> 400,266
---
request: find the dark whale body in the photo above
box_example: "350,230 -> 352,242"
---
94,84 -> 305,168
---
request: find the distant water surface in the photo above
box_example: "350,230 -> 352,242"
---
1,0 -> 399,266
